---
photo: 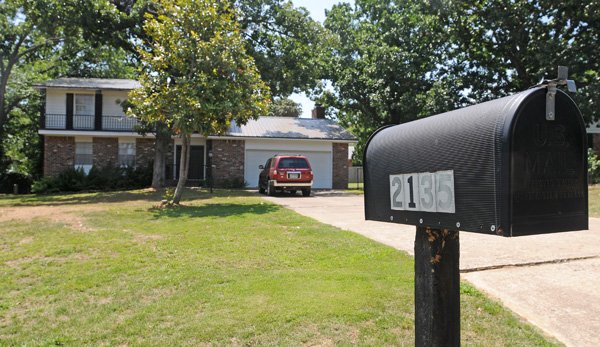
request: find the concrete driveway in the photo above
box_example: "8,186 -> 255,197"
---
261,191 -> 600,347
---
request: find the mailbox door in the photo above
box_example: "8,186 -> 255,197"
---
510,89 -> 588,236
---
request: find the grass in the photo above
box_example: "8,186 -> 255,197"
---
0,189 -> 558,346
347,182 -> 364,195
588,185 -> 600,217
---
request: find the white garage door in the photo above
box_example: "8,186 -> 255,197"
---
245,148 -> 333,189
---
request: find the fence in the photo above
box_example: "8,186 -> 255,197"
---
348,166 -> 363,189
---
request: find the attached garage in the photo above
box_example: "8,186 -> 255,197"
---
205,116 -> 356,190
244,140 -> 333,189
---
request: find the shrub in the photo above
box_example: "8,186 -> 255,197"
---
0,172 -> 33,194
54,167 -> 87,192
588,149 -> 600,184
31,165 -> 153,194
218,177 -> 247,189
31,177 -> 59,194
162,187 -> 175,202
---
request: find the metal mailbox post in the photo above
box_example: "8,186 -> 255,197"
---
364,68 -> 587,346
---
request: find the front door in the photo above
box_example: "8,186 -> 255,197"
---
175,145 -> 205,180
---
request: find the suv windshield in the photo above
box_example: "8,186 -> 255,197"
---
277,158 -> 309,169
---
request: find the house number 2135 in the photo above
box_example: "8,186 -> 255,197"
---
389,170 -> 455,213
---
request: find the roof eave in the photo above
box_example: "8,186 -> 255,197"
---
207,134 -> 357,142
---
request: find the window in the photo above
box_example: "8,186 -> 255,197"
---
277,158 -> 309,169
119,142 -> 136,167
74,94 -> 94,129
75,142 -> 93,174
74,94 -> 94,115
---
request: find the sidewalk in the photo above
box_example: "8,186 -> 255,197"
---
262,191 -> 600,347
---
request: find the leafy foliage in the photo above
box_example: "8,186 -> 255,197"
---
440,0 -> 600,123
128,0 -> 270,203
0,0 -> 145,180
0,172 -> 33,194
267,97 -> 302,117
322,0 -> 600,164
31,165 -> 152,193
588,148 -> 600,184
236,0 -> 330,96
321,0 -> 462,164
129,0 -> 270,135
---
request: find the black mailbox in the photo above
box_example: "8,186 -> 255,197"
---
364,86 -> 588,236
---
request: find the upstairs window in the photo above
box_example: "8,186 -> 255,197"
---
74,94 -> 94,129
74,94 -> 94,115
119,142 -> 136,168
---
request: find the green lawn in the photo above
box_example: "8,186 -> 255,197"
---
346,182 -> 364,195
588,185 -> 600,217
0,189 -> 558,346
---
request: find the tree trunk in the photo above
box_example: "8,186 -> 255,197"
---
151,123 -> 170,189
172,133 -> 190,204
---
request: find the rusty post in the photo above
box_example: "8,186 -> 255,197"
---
414,227 -> 460,346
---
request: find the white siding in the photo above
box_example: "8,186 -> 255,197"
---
46,89 -> 130,117
244,139 -> 333,189
45,89 -> 67,115
102,90 -> 130,117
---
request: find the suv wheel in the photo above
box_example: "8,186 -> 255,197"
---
302,188 -> 311,197
267,180 -> 275,196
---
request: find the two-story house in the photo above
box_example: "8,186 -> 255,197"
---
37,78 -> 357,189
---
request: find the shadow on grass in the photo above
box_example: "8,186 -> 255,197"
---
0,188 -> 254,207
150,202 -> 280,219
0,190 -> 163,207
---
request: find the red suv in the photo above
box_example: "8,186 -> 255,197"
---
258,155 -> 313,196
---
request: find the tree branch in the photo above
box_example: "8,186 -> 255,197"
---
17,37 -> 61,59
6,95 -> 28,115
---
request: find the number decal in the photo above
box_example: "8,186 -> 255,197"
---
404,174 -> 420,210
436,170 -> 455,213
389,175 -> 404,210
389,170 -> 455,214
418,172 -> 436,212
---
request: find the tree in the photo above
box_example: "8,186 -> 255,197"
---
236,0 -> 330,97
103,0 -> 325,188
0,0 -> 145,178
267,97 -> 302,117
321,0 -> 461,164
0,1 -> 63,175
439,0 -> 600,122
128,0 -> 270,204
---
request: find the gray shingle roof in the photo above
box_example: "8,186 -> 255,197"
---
225,117 -> 356,141
37,78 -> 140,90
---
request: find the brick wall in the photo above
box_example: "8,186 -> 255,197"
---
332,142 -> 349,189
211,139 -> 245,186
93,137 -> 118,168
44,136 -> 75,177
136,138 -> 155,169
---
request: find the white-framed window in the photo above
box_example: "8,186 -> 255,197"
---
74,94 -> 94,115
74,94 -> 94,129
119,142 -> 136,168
75,141 -> 93,174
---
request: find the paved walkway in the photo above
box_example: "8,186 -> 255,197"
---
262,191 -> 600,347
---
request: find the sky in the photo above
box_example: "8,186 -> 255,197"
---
288,0 -> 352,117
